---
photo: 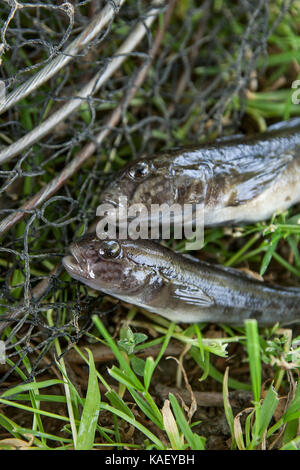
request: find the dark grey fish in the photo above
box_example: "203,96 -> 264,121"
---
100,118 -> 300,226
63,234 -> 300,325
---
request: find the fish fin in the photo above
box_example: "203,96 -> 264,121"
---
159,267 -> 214,307
220,150 -> 294,205
172,284 -> 214,307
171,141 -> 294,206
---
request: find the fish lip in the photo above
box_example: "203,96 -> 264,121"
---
62,254 -> 78,273
62,253 -> 85,280
69,244 -> 81,263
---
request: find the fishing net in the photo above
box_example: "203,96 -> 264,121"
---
0,0 -> 295,390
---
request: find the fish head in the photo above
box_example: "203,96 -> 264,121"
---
62,234 -> 167,297
99,151 -> 210,222
100,156 -> 175,211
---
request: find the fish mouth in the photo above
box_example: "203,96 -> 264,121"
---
62,245 -> 87,281
62,246 -> 114,292
62,254 -> 82,278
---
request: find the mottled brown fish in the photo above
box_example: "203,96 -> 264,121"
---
100,118 -> 300,226
63,235 -> 300,325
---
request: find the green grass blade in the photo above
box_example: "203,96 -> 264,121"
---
10,394 -> 67,403
267,380 -> 300,437
282,381 -> 300,423
0,398 -> 70,422
0,413 -> 23,439
144,356 -> 156,391
108,365 -> 144,391
169,393 -> 205,450
282,419 -> 299,447
260,233 -> 281,276
129,388 -> 163,430
12,426 -> 73,444
76,349 -> 101,450
100,402 -> 165,449
105,389 -> 135,420
92,315 -> 144,389
194,324 -> 205,362
281,435 -> 300,450
222,367 -> 235,447
189,346 -> 251,390
1,380 -> 64,398
257,385 -> 279,436
245,320 -> 261,403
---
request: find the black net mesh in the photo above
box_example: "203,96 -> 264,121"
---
0,0 -> 295,386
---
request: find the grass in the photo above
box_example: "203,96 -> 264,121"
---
1,0 -> 300,451
1,317 -> 299,449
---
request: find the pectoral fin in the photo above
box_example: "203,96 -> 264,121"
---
159,267 -> 214,307
221,150 -> 293,205
172,284 -> 214,307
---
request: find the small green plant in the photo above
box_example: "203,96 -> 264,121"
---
223,320 -> 300,450
117,326 -> 148,376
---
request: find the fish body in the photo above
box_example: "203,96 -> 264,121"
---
100,118 -> 300,226
63,235 -> 300,325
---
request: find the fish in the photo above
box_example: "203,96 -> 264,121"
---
99,118 -> 300,227
63,234 -> 300,325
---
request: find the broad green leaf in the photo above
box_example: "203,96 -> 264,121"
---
130,356 -> 146,376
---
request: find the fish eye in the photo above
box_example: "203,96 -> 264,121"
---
128,161 -> 150,180
98,240 -> 121,259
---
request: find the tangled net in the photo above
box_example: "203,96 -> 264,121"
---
0,0 -> 294,386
